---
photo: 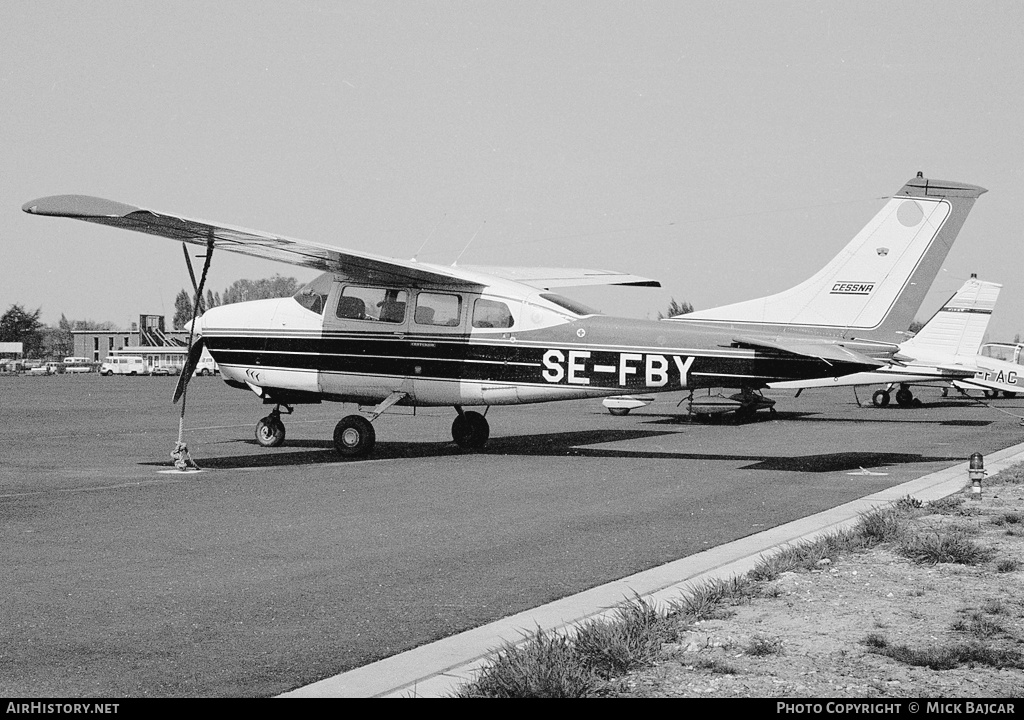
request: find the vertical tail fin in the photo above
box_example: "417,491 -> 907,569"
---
900,276 -> 1000,359
682,174 -> 987,341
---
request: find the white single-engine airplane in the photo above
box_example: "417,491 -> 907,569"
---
770,275 -> 1021,405
23,173 -> 985,458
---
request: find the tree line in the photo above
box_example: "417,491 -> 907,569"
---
1,275 -> 301,360
172,274 -> 300,329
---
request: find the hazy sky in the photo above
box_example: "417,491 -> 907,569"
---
3,1 -> 1023,340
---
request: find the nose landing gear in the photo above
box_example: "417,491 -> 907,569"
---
255,405 -> 291,447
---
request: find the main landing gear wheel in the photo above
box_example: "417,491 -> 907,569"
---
895,386 -> 914,407
872,390 -> 891,407
452,410 -> 489,450
255,415 -> 286,447
334,415 -> 375,458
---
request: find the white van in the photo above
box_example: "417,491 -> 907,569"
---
63,357 -> 92,373
100,356 -> 148,376
193,349 -> 219,376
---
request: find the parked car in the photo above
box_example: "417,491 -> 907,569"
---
26,362 -> 63,376
150,365 -> 181,376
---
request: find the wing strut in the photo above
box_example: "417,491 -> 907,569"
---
170,231 -> 215,471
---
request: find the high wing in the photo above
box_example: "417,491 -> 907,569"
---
21,195 -> 659,290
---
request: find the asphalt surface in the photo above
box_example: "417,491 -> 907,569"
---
2,374 -> 1023,697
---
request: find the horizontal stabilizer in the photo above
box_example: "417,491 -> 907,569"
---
731,336 -> 887,367
955,374 -> 1022,394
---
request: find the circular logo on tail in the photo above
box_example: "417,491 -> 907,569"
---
897,199 -> 923,227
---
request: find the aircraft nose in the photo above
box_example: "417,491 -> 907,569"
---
183,314 -> 205,336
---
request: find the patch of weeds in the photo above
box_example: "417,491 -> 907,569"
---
996,558 -> 1022,572
867,640 -> 1024,670
952,503 -> 984,517
672,578 -> 739,621
991,512 -> 1024,527
985,464 -> 1024,486
456,628 -> 596,698
863,632 -> 888,649
898,530 -> 995,565
572,597 -> 671,679
858,506 -> 904,544
929,495 -> 966,514
980,598 -> 1008,615
749,528 -> 862,579
895,495 -> 923,511
690,655 -> 740,675
745,634 -> 784,656
950,611 -> 1005,639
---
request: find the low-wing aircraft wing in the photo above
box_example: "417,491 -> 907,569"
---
953,378 -> 1020,394
21,195 -> 659,290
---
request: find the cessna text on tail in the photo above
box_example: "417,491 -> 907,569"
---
23,174 -> 985,458
770,276 -> 1021,406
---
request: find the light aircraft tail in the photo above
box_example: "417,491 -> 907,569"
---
678,174 -> 987,343
899,276 -> 999,360
768,276 -> 1001,392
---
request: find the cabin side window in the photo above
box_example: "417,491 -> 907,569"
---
336,286 -> 408,323
472,299 -> 515,329
414,292 -> 462,327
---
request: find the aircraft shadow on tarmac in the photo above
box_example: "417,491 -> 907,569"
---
141,427 -> 964,474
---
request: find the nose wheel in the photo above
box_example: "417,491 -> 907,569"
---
255,406 -> 289,447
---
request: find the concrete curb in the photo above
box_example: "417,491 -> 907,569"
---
280,442 -> 1024,698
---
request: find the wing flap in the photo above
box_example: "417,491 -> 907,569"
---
456,265 -> 660,289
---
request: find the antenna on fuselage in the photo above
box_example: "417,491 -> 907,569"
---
452,221 -> 485,266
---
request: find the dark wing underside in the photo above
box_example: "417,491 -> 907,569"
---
23,195 -> 660,290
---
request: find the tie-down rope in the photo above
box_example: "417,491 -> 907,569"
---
170,238 -> 215,470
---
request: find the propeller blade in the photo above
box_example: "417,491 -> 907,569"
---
173,337 -> 207,404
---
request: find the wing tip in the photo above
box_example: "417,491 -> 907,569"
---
22,195 -> 141,218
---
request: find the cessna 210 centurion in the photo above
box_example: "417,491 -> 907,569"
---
23,174 -> 985,458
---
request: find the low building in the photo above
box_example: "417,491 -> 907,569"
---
72,314 -> 190,365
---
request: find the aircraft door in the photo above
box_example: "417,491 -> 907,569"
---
408,290 -> 469,405
319,283 -> 412,402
